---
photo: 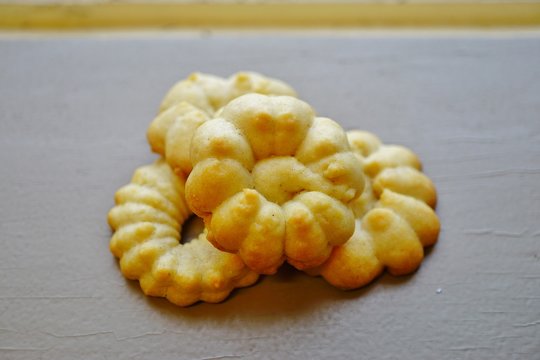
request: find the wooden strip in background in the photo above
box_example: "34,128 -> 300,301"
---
1,2 -> 540,29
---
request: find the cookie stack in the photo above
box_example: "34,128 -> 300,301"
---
108,72 -> 440,306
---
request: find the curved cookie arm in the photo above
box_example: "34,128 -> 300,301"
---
147,72 -> 297,175
313,130 -> 440,290
186,94 -> 365,274
108,159 -> 258,307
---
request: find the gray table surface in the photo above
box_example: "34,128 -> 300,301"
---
1,32 -> 539,360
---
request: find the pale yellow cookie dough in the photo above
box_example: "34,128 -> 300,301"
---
147,72 -> 297,175
108,159 -> 258,306
310,130 -> 440,290
185,94 -> 365,275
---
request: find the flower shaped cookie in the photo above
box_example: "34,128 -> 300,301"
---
185,94 -> 365,274
147,72 -> 297,175
310,131 -> 440,290
108,159 -> 258,306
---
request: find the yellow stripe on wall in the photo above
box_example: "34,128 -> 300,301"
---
1,2 -> 540,29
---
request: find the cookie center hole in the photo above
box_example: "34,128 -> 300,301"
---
180,215 -> 205,244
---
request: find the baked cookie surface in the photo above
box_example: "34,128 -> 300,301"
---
110,70 -> 440,301
185,94 -> 365,274
310,131 -> 440,290
108,159 -> 259,306
147,72 -> 297,175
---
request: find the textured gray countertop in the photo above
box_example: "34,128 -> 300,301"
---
1,31 -> 539,359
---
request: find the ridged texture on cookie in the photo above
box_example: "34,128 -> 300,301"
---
147,72 -> 297,175
108,159 -> 259,307
185,94 -> 365,274
312,130 -> 440,290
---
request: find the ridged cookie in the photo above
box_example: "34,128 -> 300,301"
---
147,72 -> 297,175
108,159 -> 259,306
309,131 -> 440,290
185,94 -> 365,274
